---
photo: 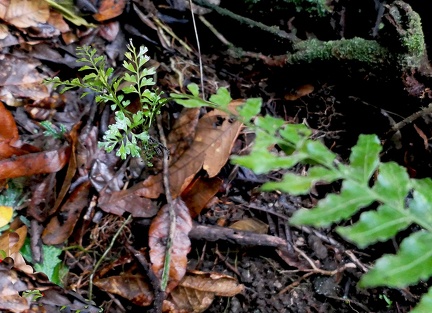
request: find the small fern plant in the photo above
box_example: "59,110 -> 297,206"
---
45,41 -> 167,163
172,84 -> 432,312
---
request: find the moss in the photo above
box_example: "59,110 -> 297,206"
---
287,38 -> 391,66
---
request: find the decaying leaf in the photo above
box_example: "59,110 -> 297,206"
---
0,146 -> 70,180
166,270 -> 244,313
137,102 -> 242,199
180,176 -> 223,218
94,274 -> 154,306
98,188 -> 158,217
42,181 -> 90,245
93,0 -> 127,22
0,205 -> 13,227
0,55 -> 50,106
149,198 -> 192,293
0,0 -> 49,28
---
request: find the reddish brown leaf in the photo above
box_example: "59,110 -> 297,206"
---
94,274 -> 154,306
98,21 -> 120,41
0,101 -> 17,141
180,176 -> 223,218
284,84 -> 314,101
93,0 -> 126,22
98,188 -> 158,217
413,123 -> 429,150
47,10 -> 70,33
136,102 -> 243,199
0,146 -> 70,180
42,181 -> 90,245
1,0 -> 49,28
149,198 -> 192,293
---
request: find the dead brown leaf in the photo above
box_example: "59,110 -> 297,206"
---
230,218 -> 269,234
98,188 -> 158,217
136,101 -> 243,199
149,198 -> 192,293
93,0 -> 127,22
0,54 -> 50,106
0,146 -> 70,180
166,270 -> 244,313
180,176 -> 222,218
284,84 -> 314,101
42,181 -> 91,245
1,0 -> 49,28
94,274 -> 154,306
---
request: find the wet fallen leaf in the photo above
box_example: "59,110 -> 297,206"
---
0,146 -> 70,180
413,123 -> 429,150
94,274 -> 154,306
230,218 -> 269,234
0,54 -> 50,106
98,20 -> 120,41
0,101 -> 18,141
137,101 -> 243,199
149,198 -> 192,293
1,0 -> 50,28
42,181 -> 91,245
93,0 -> 127,21
166,270 -> 244,313
180,176 -> 223,218
47,10 -> 70,33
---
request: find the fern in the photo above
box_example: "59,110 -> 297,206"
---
172,84 -> 432,312
45,41 -> 167,164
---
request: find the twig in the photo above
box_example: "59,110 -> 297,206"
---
157,115 -> 176,291
386,103 -> 432,135
188,0 -> 205,99
192,0 -> 298,43
88,214 -> 133,300
126,244 -> 164,312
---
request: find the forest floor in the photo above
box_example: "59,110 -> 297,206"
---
0,0 -> 431,312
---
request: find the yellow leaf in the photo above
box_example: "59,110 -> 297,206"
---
0,205 -> 13,227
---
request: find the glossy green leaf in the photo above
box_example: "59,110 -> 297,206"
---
411,287 -> 432,313
337,204 -> 411,248
348,134 -> 381,184
290,180 -> 375,227
299,140 -> 336,166
34,245 -> 64,285
373,162 -> 410,205
262,166 -> 341,195
360,231 -> 432,288
409,178 -> 432,229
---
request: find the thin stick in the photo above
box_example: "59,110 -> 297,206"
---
88,214 -> 133,300
189,0 -> 205,99
157,115 -> 176,291
386,103 -> 432,135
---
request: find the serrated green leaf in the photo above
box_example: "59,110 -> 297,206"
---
290,180 -> 375,227
262,166 -> 341,195
409,178 -> 432,229
237,98 -> 261,121
372,162 -> 410,206
255,116 -> 285,134
348,134 -> 381,184
187,83 -> 200,97
209,87 -> 232,107
411,287 -> 432,313
279,123 -> 312,144
337,204 -> 411,248
360,231 -> 432,288
34,245 -> 63,284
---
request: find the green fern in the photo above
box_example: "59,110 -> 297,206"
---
172,84 -> 432,312
45,41 -> 167,164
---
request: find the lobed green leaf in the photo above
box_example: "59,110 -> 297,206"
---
337,204 -> 411,248
360,231 -> 432,288
411,287 -> 432,313
348,134 -> 381,184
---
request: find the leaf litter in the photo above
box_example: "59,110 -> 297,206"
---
0,1 -> 429,312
